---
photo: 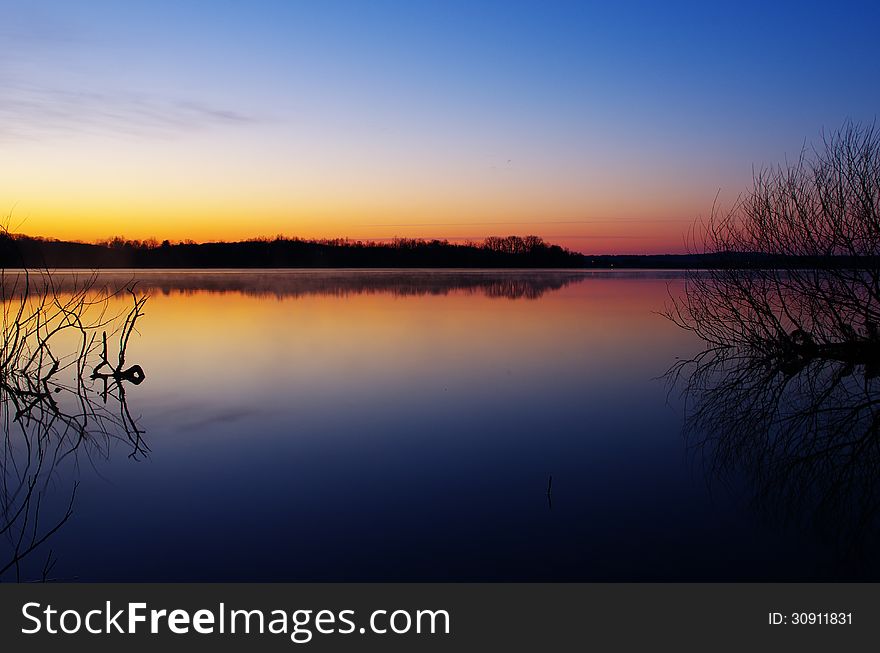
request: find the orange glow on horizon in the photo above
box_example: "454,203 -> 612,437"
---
0,130 -> 709,255
4,197 -> 697,256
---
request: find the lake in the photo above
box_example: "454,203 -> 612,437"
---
2,269 -> 878,581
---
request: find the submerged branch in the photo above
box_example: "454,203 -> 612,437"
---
1,248 -> 149,581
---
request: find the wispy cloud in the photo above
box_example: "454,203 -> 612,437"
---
0,81 -> 258,141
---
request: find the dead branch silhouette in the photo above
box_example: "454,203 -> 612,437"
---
2,228 -> 148,581
665,122 -> 880,557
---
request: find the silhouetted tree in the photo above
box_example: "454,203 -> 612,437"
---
665,122 -> 880,556
667,121 -> 880,373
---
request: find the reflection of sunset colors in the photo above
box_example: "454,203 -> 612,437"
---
11,270 -> 869,580
110,273 -> 696,408
2,2 -> 878,253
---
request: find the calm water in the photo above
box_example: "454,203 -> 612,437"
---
3,270 -> 878,581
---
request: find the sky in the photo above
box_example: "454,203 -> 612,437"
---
1,1 -> 878,254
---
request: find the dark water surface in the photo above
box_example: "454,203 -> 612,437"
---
4,270 -> 878,581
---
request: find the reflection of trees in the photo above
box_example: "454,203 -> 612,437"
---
666,123 -> 880,559
1,268 -> 146,581
18,270 -> 590,301
672,351 -> 880,555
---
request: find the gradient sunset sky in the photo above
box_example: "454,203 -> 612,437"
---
1,1 -> 879,253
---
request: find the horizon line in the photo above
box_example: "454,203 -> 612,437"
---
5,230 -> 696,257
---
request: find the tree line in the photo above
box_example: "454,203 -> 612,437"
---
1,234 -> 585,268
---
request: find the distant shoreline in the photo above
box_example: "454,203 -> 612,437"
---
1,233 -> 874,269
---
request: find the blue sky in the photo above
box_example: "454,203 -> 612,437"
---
1,0 -> 878,251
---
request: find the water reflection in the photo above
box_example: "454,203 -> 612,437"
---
5,269 -> 875,581
667,263 -> 880,564
1,278 -> 147,581
674,352 -> 880,558
7,269 -> 681,300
